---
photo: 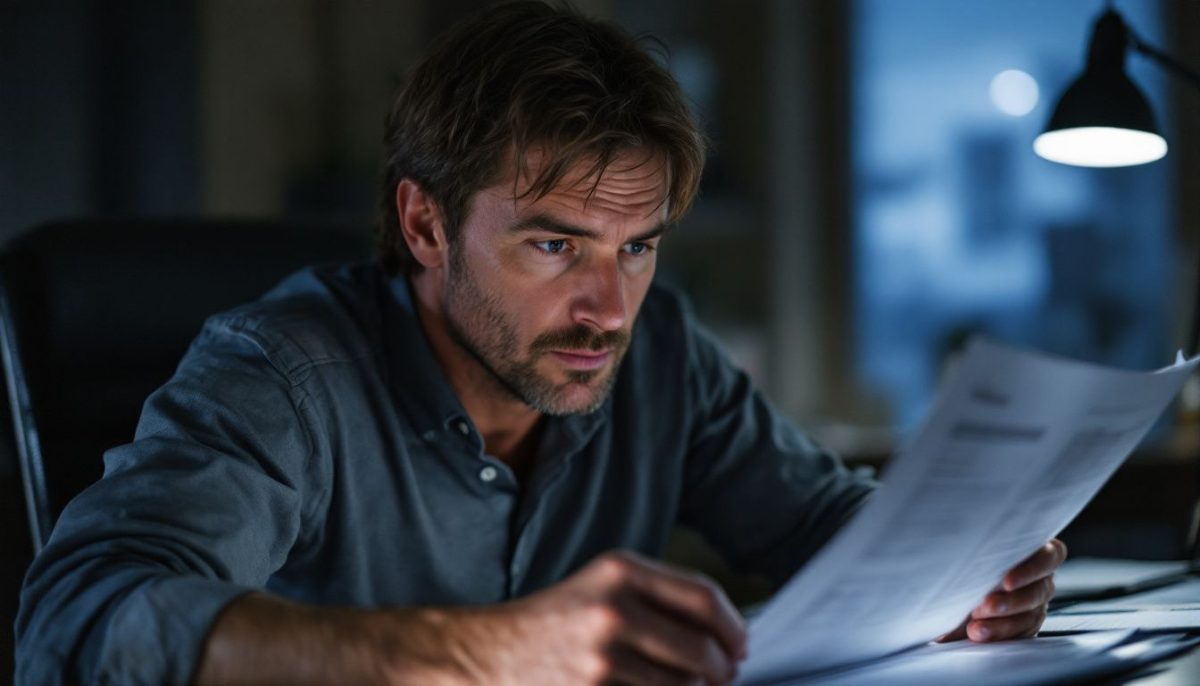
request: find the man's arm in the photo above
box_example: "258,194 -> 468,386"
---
195,551 -> 747,686
15,319 -> 322,685
672,310 -> 875,587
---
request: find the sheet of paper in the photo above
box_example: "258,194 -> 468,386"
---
1042,609 -> 1200,633
1051,557 -> 1191,601
740,339 -> 1200,685
763,631 -> 1200,686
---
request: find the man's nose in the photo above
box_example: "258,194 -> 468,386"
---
572,259 -> 626,333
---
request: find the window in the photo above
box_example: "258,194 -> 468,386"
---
852,0 -> 1174,428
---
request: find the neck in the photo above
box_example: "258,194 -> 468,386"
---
408,272 -> 544,472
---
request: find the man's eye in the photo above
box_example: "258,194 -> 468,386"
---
533,239 -> 567,254
623,242 -> 654,256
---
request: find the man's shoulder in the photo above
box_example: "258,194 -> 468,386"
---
198,262 -> 384,379
628,281 -> 735,388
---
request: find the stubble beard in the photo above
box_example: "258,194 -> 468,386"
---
442,247 -> 630,416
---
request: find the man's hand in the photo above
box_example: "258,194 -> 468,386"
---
197,550 -> 746,686
941,539 -> 1068,643
470,550 -> 748,686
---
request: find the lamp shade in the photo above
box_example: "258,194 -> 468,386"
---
1034,10 -> 1167,167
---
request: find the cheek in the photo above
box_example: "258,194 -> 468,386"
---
496,282 -> 569,343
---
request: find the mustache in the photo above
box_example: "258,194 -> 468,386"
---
530,326 -> 629,354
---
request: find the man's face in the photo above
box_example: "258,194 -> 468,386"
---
441,150 -> 668,415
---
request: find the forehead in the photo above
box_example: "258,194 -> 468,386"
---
486,148 -> 670,224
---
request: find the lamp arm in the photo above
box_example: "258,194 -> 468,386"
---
1130,37 -> 1200,93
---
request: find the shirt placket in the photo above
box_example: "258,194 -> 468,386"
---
445,414 -> 524,597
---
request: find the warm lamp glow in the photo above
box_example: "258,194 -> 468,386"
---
1033,126 -> 1167,167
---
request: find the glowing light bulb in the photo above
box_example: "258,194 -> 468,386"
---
1034,127 -> 1167,167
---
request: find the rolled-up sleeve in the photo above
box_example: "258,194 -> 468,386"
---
16,316 -> 323,685
677,320 -> 876,588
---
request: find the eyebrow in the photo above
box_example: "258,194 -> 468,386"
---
507,214 -> 669,244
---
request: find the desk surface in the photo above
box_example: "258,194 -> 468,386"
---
1125,640 -> 1200,685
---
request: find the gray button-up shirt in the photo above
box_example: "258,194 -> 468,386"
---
16,263 -> 874,685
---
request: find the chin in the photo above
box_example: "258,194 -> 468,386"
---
537,378 -> 613,415
549,388 -> 606,415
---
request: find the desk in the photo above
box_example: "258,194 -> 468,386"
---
1125,641 -> 1200,684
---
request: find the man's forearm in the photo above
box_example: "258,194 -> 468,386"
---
193,552 -> 748,685
194,593 -> 488,685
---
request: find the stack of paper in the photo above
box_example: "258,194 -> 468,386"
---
763,631 -> 1200,686
1043,577 -> 1200,633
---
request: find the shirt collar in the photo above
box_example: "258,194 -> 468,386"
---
378,273 -> 471,438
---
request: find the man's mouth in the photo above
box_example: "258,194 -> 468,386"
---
548,349 -> 613,371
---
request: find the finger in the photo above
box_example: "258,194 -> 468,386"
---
600,552 -> 747,660
972,577 -> 1055,619
613,595 -> 737,685
967,607 -> 1047,642
602,644 -> 708,686
1002,540 -> 1068,591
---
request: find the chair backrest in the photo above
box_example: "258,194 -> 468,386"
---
0,219 -> 370,553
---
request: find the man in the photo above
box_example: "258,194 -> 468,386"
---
17,2 -> 1065,684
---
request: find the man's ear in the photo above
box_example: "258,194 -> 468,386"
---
395,178 -> 449,270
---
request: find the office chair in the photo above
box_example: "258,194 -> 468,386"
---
0,219 -> 370,554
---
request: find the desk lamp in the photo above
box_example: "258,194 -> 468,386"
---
1035,6 -> 1200,351
1034,4 -> 1200,578
1033,7 -> 1198,169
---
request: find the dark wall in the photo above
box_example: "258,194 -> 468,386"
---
0,1 -> 199,238
0,2 -> 199,678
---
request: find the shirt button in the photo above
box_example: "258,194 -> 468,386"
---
479,466 -> 498,483
455,420 -> 470,436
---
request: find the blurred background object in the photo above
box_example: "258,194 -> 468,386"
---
1,0 -> 1197,678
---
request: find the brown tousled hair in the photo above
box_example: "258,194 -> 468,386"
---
376,0 -> 707,275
